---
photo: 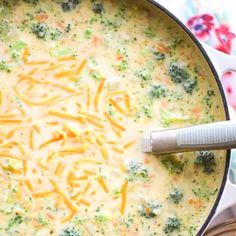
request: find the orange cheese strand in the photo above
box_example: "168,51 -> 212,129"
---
0,153 -> 22,161
109,98 -> 128,116
58,56 -> 77,62
78,198 -> 90,207
124,140 -> 136,149
22,48 -> 29,63
39,134 -> 64,150
23,159 -> 28,175
76,59 -> 87,75
97,176 -> 109,193
32,190 -> 54,198
54,70 -> 74,79
86,117 -> 104,129
94,79 -> 105,111
50,179 -> 79,212
112,147 -> 124,154
25,178 -> 33,191
26,60 -> 48,65
104,112 -> 126,132
120,181 -> 128,215
48,109 -> 86,123
124,94 -> 131,112
29,128 -> 34,150
58,146 -> 86,156
86,88 -> 91,109
99,145 -> 108,160
82,182 -> 91,195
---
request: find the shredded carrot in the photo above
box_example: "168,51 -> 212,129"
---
112,147 -> 124,154
25,178 -> 33,191
0,119 -> 22,124
78,198 -> 90,206
1,164 -> 22,175
58,56 -> 76,62
94,79 -> 105,111
48,109 -> 86,123
44,64 -> 60,71
54,163 -> 65,176
50,179 -> 79,212
37,159 -> 48,170
80,111 -> 103,121
82,182 -> 91,195
84,169 -> 96,175
104,112 -> 126,131
76,59 -> 87,75
86,117 -> 104,129
105,90 -> 126,97
124,139 -> 136,149
32,190 -> 54,198
23,48 -> 29,63
0,92 -> 2,106
32,124 -> 40,133
54,70 -> 74,79
99,145 -> 108,160
120,181 -> 128,215
58,146 -> 86,156
124,94 -> 131,112
13,87 -> 59,106
26,60 -> 48,65
109,98 -> 128,116
71,191 -> 81,200
0,153 -> 22,161
75,159 -> 102,165
97,176 -> 109,193
86,88 -> 91,109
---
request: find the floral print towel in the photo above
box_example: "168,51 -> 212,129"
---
156,0 -> 236,111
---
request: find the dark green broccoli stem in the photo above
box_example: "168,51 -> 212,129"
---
153,51 -> 165,61
59,226 -> 81,236
139,201 -> 162,218
194,151 -> 216,174
163,217 -> 181,234
161,155 -> 184,174
31,23 -> 49,39
169,188 -> 183,204
183,78 -> 197,93
92,2 -> 104,14
150,85 -> 166,98
169,63 -> 190,84
61,0 -> 81,12
128,161 -> 149,178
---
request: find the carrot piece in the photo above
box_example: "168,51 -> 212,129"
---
0,119 -> 22,123
99,145 -> 108,160
29,128 -> 34,150
120,181 -> 128,215
104,112 -> 126,131
97,176 -> 109,193
23,159 -> 28,175
105,90 -> 126,97
82,182 -> 91,195
86,88 -> 91,109
58,56 -> 76,62
109,98 -> 128,116
78,198 -> 90,207
39,134 -> 64,150
76,59 -> 87,75
112,147 -> 124,154
86,117 -> 104,129
54,70 -> 74,79
23,48 -> 29,63
124,140 -> 136,149
94,79 -> 105,111
54,163 -> 65,177
25,178 -> 33,191
58,146 -> 86,156
26,60 -> 48,65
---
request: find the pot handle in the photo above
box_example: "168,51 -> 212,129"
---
202,44 -> 236,215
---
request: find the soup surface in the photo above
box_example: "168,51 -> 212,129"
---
0,0 -> 227,235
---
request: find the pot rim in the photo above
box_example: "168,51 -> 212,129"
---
144,0 -> 231,235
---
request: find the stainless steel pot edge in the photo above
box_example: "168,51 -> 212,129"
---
143,0 -> 231,235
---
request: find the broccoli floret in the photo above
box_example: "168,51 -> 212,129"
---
139,200 -> 162,218
0,21 -> 10,39
61,0 -> 81,12
0,61 -> 11,72
207,89 -> 215,97
169,188 -> 183,204
31,23 -> 49,39
7,215 -> 23,229
153,51 -> 165,61
50,28 -> 62,40
92,2 -> 104,14
183,78 -> 197,93
161,155 -> 184,174
23,0 -> 39,4
137,70 -> 151,81
194,151 -> 216,174
150,85 -> 166,98
128,161 -> 149,178
9,41 -> 27,60
163,217 -> 181,234
169,63 -> 190,84
60,226 -> 81,236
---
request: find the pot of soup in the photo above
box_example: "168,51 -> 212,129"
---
0,0 -> 236,235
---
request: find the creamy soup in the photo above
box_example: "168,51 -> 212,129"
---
0,0 -> 227,235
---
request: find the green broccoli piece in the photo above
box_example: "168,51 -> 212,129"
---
0,21 -> 10,39
194,151 -> 216,174
23,0 -> 39,4
92,2 -> 104,14
150,85 -> 166,98
183,78 -> 197,93
9,41 -> 27,60
153,51 -> 165,61
163,217 -> 181,234
31,23 -> 49,39
137,70 -> 151,81
61,0 -> 81,12
139,200 -> 162,219
60,226 -> 81,236
50,28 -> 62,40
7,214 -> 23,229
128,161 -> 149,178
161,155 -> 184,174
169,63 -> 190,84
169,188 -> 183,204
0,61 -> 11,72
